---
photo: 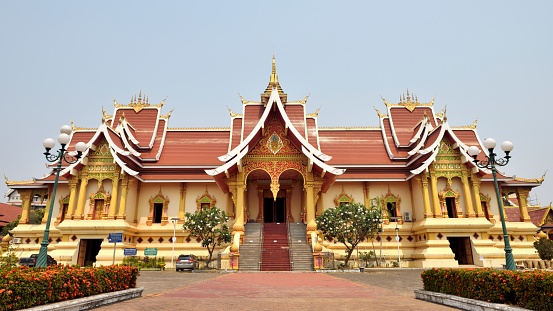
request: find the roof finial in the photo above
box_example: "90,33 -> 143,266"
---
270,54 -> 278,86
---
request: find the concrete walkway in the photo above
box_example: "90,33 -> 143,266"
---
93,269 -> 458,311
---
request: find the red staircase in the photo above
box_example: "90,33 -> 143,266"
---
261,223 -> 291,271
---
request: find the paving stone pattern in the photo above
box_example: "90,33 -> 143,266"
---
93,270 -> 459,311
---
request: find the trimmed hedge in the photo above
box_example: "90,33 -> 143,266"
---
0,265 -> 139,311
422,268 -> 553,311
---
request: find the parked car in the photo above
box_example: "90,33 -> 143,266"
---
19,254 -> 57,267
175,254 -> 198,271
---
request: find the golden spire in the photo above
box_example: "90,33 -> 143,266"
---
270,54 -> 278,87
261,55 -> 287,104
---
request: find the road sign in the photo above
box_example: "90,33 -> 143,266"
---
124,248 -> 137,256
108,232 -> 123,243
144,248 -> 158,256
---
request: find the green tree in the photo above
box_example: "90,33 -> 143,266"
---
0,215 -> 21,237
534,237 -> 553,260
29,208 -> 45,224
316,202 -> 382,267
182,206 -> 231,266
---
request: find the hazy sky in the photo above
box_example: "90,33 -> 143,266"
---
1,1 -> 552,206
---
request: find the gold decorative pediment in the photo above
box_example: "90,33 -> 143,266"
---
196,189 -> 216,210
334,188 -> 354,207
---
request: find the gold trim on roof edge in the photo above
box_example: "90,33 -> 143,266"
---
306,107 -> 320,118
374,107 -> 388,118
288,95 -> 309,105
227,106 -> 243,118
71,120 -> 97,131
161,109 -> 173,120
5,175 -> 36,186
318,126 -> 380,130
514,172 -> 546,184
168,127 -> 231,131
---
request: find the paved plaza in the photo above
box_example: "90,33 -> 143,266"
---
93,269 -> 459,311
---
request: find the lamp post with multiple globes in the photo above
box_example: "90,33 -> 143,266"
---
467,138 -> 515,271
36,125 -> 86,268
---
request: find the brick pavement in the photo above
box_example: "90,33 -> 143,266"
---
93,269 -> 459,311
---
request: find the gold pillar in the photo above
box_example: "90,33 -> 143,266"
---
256,190 -> 264,222
133,181 -> 141,223
117,176 -> 130,219
74,178 -> 89,219
286,189 -> 294,222
516,189 -> 532,222
19,190 -> 32,224
232,172 -> 246,233
66,177 -> 78,219
420,175 -> 433,218
461,170 -> 476,218
363,182 -> 370,208
178,182 -> 187,221
306,180 -> 316,232
108,173 -> 120,217
226,192 -> 234,219
429,170 -> 442,217
471,174 -> 484,217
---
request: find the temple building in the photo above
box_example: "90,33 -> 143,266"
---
4,57 -> 545,269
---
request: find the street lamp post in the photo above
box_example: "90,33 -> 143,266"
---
395,222 -> 400,267
467,138 -> 515,271
36,125 -> 86,268
170,217 -> 180,269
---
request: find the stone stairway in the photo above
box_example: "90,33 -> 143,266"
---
288,223 -> 313,271
260,223 -> 291,271
239,223 -> 262,271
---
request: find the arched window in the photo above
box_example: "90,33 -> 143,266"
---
148,190 -> 169,225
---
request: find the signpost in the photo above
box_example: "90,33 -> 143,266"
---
108,233 -> 123,265
144,248 -> 158,256
124,248 -> 137,256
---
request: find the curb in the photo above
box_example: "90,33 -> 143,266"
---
414,289 -> 530,311
21,288 -> 144,311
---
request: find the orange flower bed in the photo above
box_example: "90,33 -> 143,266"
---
0,265 -> 139,311
422,268 -> 553,311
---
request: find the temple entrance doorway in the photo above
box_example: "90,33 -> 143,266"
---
264,197 -> 286,223
77,239 -> 103,266
447,237 -> 474,265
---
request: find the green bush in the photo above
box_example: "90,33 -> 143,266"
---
534,237 -> 553,260
422,268 -> 553,311
0,265 -> 138,311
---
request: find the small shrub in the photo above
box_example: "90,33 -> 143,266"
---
534,237 -> 553,260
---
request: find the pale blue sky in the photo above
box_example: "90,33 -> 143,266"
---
1,1 -> 552,205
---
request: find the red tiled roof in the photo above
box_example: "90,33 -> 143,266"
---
285,104 -> 306,139
0,203 -> 22,226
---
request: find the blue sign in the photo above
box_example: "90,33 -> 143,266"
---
108,233 -> 123,243
124,248 -> 137,256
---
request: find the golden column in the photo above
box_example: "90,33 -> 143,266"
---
256,189 -> 264,222
178,182 -> 187,221
108,173 -> 120,218
461,169 -> 476,217
429,169 -> 442,217
420,175 -> 433,218
133,181 -> 141,223
471,174 -> 484,217
117,176 -> 130,219
232,172 -> 246,233
516,189 -> 532,222
19,190 -> 32,224
66,177 -> 78,219
75,177 -> 89,219
305,180 -> 317,232
363,182 -> 370,208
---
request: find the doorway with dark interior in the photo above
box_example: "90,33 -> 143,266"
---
447,236 -> 474,265
263,197 -> 286,223
77,239 -> 103,266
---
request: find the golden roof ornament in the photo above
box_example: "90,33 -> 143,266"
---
382,90 -> 434,112
261,55 -> 287,104
113,91 -> 165,113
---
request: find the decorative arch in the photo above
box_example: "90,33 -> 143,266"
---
148,189 -> 169,226
381,188 -> 401,224
439,185 -> 461,218
243,158 -> 307,199
196,189 -> 216,210
334,187 -> 354,207
86,186 -> 111,220
479,193 -> 495,223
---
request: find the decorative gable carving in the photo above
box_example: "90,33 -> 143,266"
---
334,188 -> 354,207
433,140 -> 463,185
196,189 -> 216,210
249,116 -> 302,156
